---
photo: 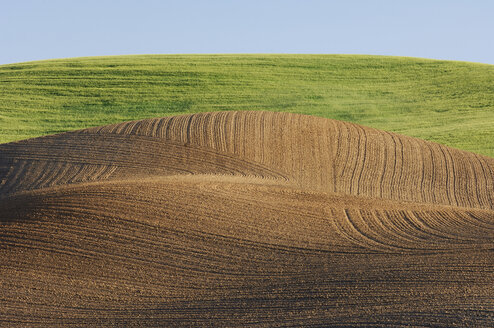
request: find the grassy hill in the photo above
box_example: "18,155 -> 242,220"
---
0,54 -> 493,157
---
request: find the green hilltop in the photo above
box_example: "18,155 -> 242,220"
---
1,54 -> 493,157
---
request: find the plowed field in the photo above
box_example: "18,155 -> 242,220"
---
1,111 -> 493,326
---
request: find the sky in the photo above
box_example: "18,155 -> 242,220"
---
1,0 -> 493,65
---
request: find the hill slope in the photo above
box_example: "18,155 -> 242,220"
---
1,112 -> 493,326
1,54 -> 493,157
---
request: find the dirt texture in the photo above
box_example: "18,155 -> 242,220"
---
1,111 -> 493,327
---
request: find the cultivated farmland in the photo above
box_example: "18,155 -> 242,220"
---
1,111 -> 493,326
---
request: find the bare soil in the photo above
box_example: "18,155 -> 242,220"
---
1,111 -> 493,326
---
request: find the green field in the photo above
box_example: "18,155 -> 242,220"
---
1,54 -> 493,157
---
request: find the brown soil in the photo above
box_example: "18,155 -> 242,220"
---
1,111 -> 493,326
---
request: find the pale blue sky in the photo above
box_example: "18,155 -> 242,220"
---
1,0 -> 493,65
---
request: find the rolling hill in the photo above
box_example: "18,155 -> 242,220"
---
1,112 -> 493,326
1,55 -> 493,157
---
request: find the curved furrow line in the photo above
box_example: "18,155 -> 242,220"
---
412,209 -> 494,243
414,136 -> 428,204
377,131 -> 396,201
383,131 -> 400,203
332,115 -> 343,194
393,133 -> 406,202
1,160 -> 120,196
0,159 -> 26,195
399,137 -> 423,203
348,209 -> 423,252
0,136 -> 291,197
419,141 -> 437,205
474,153 -> 494,207
472,154 -> 494,208
351,124 -> 367,196
334,122 -> 355,195
401,210 -> 474,242
435,143 -> 455,206
360,209 -> 452,251
383,209 -> 483,249
466,211 -> 494,229
357,128 -> 383,198
426,142 -> 448,206
454,151 -> 479,209
343,209 -> 470,252
440,209 -> 494,240
0,161 -> 13,191
484,155 -> 494,206
385,210 -> 459,246
334,208 -> 407,252
444,147 -> 460,207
